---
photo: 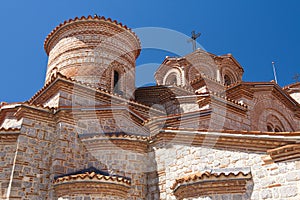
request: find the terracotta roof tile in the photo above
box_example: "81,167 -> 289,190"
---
171,168 -> 251,190
283,82 -> 300,90
0,128 -> 20,141
28,72 -> 163,114
22,102 -> 56,112
0,127 -> 21,132
54,167 -> 131,186
219,53 -> 244,71
78,132 -> 149,141
0,102 -> 22,110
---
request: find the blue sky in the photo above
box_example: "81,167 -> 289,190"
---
0,0 -> 299,102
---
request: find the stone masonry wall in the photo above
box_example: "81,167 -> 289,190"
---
81,137 -> 152,200
0,141 -> 18,199
72,112 -> 148,137
8,118 -> 56,199
57,195 -> 126,200
182,194 -> 250,200
7,110 -> 107,199
203,103 -> 250,131
153,144 -> 300,200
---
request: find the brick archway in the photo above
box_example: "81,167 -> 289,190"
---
251,98 -> 295,131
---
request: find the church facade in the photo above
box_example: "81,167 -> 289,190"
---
0,15 -> 300,200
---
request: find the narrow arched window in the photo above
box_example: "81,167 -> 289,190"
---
170,74 -> 177,85
224,75 -> 232,86
113,70 -> 119,93
274,127 -> 282,132
166,73 -> 178,85
267,125 -> 273,132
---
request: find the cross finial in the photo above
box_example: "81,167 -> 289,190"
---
188,30 -> 201,51
293,73 -> 300,82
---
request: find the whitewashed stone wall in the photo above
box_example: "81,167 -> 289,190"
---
43,92 -> 60,108
183,194 -> 247,200
290,93 -> 300,104
153,144 -> 300,200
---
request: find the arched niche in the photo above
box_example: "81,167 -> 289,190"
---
266,114 -> 285,132
221,67 -> 240,86
163,68 -> 182,86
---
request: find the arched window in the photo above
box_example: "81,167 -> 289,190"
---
113,70 -> 120,93
224,75 -> 232,86
266,114 -> 284,132
267,124 -> 283,132
163,69 -> 182,86
267,125 -> 273,132
274,127 -> 282,132
169,74 -> 177,85
165,73 -> 178,85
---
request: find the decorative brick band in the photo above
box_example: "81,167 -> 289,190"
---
172,170 -> 252,199
54,171 -> 131,198
151,128 -> 299,152
267,144 -> 300,162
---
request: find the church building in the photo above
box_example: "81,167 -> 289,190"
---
0,15 -> 300,200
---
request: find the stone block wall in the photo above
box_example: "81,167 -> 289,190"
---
8,118 -> 56,199
5,107 -> 106,199
57,195 -> 126,200
81,137 -> 152,200
0,141 -> 18,199
152,144 -> 300,200
210,103 -> 250,131
71,112 -> 148,136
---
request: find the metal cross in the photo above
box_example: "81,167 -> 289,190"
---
188,30 -> 201,51
293,73 -> 300,82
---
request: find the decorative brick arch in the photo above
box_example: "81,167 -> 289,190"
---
111,64 -> 127,94
163,68 -> 183,86
188,63 -> 216,81
251,97 -> 296,131
101,61 -> 127,94
188,66 -> 201,83
221,67 -> 239,86
266,114 -> 285,132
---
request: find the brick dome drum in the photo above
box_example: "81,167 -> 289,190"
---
44,15 -> 141,96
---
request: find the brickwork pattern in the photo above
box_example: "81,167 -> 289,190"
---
250,91 -> 297,131
45,16 -> 140,98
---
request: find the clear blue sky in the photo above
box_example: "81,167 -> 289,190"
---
0,0 -> 299,103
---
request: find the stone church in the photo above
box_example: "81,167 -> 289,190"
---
1,15 -> 300,200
